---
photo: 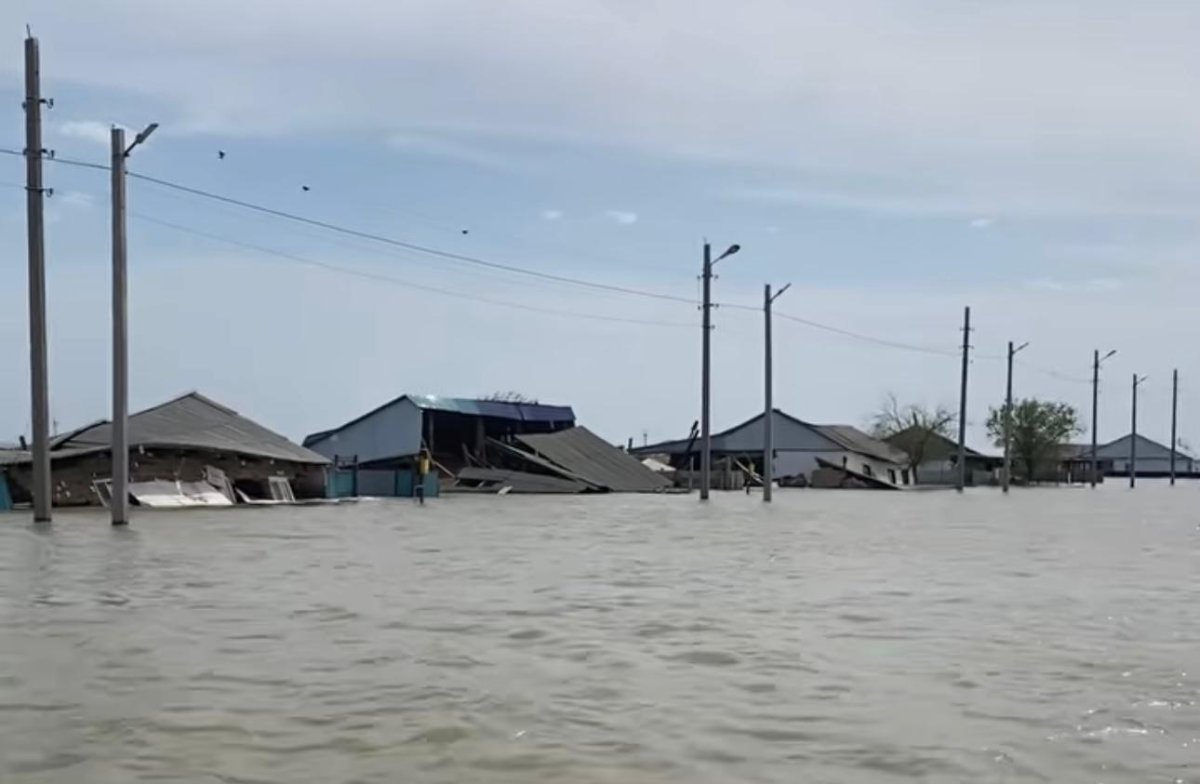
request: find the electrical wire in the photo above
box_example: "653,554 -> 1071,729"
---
132,212 -> 695,329
3,146 -> 697,305
0,146 -> 1117,381
721,301 -> 959,357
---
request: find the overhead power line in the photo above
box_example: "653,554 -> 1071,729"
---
0,146 -> 1112,379
2,146 -> 696,305
133,212 -> 694,329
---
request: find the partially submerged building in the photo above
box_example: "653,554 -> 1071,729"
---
883,428 -> 1002,486
1061,435 -> 1196,480
635,409 -> 909,489
1,392 -> 329,509
304,394 -> 669,496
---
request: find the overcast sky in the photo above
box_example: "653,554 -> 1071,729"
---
2,1 -> 1199,451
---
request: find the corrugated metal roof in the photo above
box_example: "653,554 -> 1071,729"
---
410,395 -> 574,423
54,392 -> 329,465
815,425 -> 908,465
305,394 -> 576,448
516,427 -> 672,493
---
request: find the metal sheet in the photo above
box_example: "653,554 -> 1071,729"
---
516,427 -> 672,493
129,480 -> 234,507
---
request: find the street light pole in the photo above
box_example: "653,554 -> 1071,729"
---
763,282 -> 790,503
1130,373 -> 1147,489
699,241 -> 739,501
111,122 -> 157,526
1091,349 -> 1116,487
1002,340 -> 1029,493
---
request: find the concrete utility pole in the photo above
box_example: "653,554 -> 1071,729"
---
24,34 -> 52,523
762,282 -> 790,503
110,122 -> 158,526
1002,340 -> 1029,493
1130,373 -> 1147,489
1091,349 -> 1116,487
1170,369 -> 1179,486
698,241 -> 740,501
956,306 -> 971,493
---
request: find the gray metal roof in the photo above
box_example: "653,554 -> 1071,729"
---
815,425 -> 908,465
516,427 -> 672,493
53,392 -> 329,465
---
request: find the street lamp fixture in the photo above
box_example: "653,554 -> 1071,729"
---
714,244 -> 741,263
125,122 -> 158,155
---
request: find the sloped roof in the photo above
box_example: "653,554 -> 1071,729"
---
55,392 -> 329,465
305,394 -> 575,448
515,427 -> 671,492
636,411 -> 905,466
814,425 -> 909,465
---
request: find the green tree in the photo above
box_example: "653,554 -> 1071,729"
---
870,393 -> 956,477
986,398 -> 1082,484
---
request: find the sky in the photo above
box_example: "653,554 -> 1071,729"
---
2,0 -> 1199,452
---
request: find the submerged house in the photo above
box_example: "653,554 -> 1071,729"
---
883,428 -> 1003,486
634,409 -> 909,488
0,392 -> 329,509
304,394 -> 577,497
304,394 -> 669,496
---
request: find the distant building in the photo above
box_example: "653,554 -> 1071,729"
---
633,409 -> 910,487
0,392 -> 329,508
303,394 -> 576,497
1062,435 -> 1195,479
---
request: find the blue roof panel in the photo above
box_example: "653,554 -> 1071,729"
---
411,396 -> 574,423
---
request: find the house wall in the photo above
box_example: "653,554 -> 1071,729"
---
1111,456 -> 1195,474
5,450 -> 326,508
306,398 -> 423,464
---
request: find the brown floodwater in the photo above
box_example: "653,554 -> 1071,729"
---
1,484 -> 1198,782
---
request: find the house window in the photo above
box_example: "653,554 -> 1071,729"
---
862,464 -> 873,477
901,469 -> 910,485
888,469 -> 897,484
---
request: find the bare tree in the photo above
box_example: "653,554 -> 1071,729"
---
870,393 -> 956,477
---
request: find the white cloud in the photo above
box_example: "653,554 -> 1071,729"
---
540,209 -> 564,221
56,120 -> 121,146
605,210 -> 638,225
970,217 -> 994,229
11,0 -> 1200,218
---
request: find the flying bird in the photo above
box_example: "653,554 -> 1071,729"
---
217,150 -> 225,160
301,185 -> 310,192
461,229 -> 469,235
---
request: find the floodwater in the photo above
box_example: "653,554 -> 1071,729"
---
1,485 -> 1198,783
